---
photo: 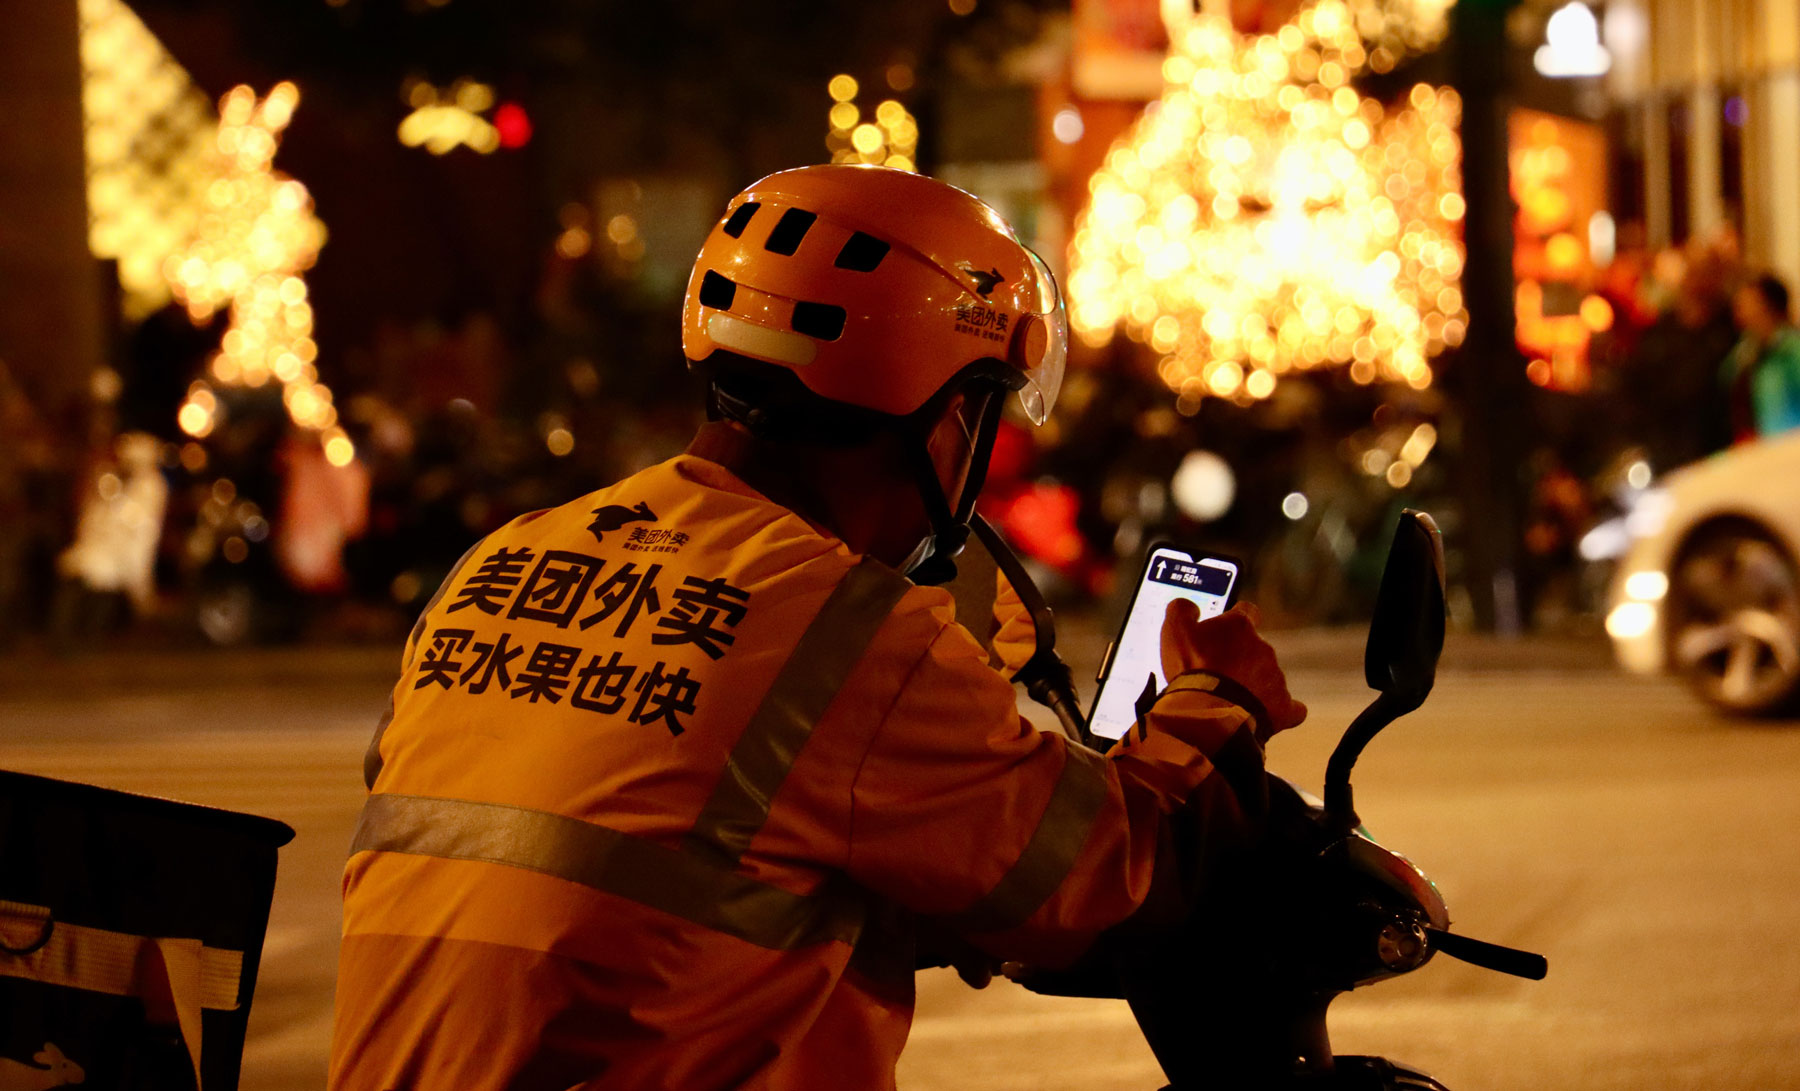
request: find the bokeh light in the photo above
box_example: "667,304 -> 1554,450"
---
398,79 -> 504,155
1068,1 -> 1466,402
78,0 -> 218,319
162,82 -> 348,458
826,79 -> 918,171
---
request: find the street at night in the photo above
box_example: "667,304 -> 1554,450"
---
5,625 -> 1798,1091
10,0 -> 1800,1085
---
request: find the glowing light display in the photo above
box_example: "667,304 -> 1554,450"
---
78,0 -> 218,318
80,2 -> 349,460
165,84 -> 346,460
825,75 -> 919,172
494,101 -> 533,149
1510,109 -> 1612,391
1068,1 -> 1466,404
1170,0 -> 1455,64
1336,0 -> 1454,69
398,80 -> 505,155
1534,1 -> 1611,79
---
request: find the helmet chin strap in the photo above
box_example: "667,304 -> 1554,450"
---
904,391 -> 1003,586
904,529 -> 965,586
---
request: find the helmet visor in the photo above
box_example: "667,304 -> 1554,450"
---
1018,248 -> 1067,426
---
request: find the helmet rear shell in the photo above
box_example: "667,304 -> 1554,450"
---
682,164 -> 1061,421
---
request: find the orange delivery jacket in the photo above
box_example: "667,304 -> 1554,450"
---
329,428 -> 1273,1090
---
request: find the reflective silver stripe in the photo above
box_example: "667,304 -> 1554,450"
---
947,742 -> 1111,934
944,536 -> 1001,664
684,556 -> 912,865
1160,671 -> 1265,737
351,793 -> 866,952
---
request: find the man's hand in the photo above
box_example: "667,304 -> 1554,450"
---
1159,600 -> 1306,742
916,921 -> 1001,989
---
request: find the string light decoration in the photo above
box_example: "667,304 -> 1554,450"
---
78,0 -> 218,319
166,84 -> 349,465
398,79 -> 503,155
1212,0 -> 1454,68
1068,0 -> 1466,406
1337,0 -> 1455,72
825,75 -> 919,172
1511,112 -> 1612,391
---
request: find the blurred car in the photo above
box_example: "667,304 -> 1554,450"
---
1598,432 -> 1800,715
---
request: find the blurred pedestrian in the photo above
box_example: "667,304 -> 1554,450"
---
1618,243 -> 1738,469
1520,450 -> 1592,630
51,431 -> 169,645
1722,272 -> 1800,443
274,428 -> 370,597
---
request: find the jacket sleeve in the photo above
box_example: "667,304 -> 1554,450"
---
989,567 -> 1038,679
843,618 -> 1268,967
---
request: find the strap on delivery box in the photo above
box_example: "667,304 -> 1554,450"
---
0,770 -> 293,1091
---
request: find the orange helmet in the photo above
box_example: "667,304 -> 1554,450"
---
681,164 -> 1066,431
682,164 -> 1067,580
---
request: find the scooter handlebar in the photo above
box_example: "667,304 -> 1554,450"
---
1425,927 -> 1548,980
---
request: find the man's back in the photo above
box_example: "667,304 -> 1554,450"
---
333,447 -> 947,1089
331,163 -> 1306,1090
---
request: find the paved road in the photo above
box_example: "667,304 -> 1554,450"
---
3,629 -> 1798,1090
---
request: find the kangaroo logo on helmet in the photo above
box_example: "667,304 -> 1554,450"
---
961,266 -> 1006,299
588,500 -> 657,543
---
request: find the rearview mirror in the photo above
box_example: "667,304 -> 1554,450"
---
1325,509 -> 1449,833
1363,509 -> 1447,710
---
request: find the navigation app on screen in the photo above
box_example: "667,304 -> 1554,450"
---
1089,548 -> 1238,740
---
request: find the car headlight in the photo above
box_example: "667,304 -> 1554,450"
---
1606,601 -> 1658,640
1623,570 -> 1669,601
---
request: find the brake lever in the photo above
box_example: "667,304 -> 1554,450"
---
1424,927 -> 1548,980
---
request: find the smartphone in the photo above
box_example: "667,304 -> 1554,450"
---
1087,545 -> 1241,741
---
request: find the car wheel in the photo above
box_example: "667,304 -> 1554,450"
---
1667,528 -> 1800,715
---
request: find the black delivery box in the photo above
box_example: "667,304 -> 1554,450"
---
0,769 -> 294,1089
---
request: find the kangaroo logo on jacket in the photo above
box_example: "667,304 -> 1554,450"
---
587,500 -> 657,543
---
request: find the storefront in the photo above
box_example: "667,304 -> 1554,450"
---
1607,0 -> 1800,291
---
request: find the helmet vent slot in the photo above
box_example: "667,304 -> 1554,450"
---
764,208 -> 818,255
791,301 -> 847,341
833,232 -> 890,272
722,202 -> 760,238
699,271 -> 737,311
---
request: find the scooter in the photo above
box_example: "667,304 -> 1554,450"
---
959,510 -> 1547,1090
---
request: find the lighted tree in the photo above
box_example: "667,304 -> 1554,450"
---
1068,0 -> 1465,405
1225,0 -> 1454,61
78,0 -> 217,320
164,84 -> 352,465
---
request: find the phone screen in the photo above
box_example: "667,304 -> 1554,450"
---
1087,546 -> 1240,741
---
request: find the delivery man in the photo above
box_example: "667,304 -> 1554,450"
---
329,164 -> 1307,1089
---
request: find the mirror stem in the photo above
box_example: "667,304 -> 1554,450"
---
1323,689 -> 1417,836
1022,660 -> 1091,746
968,515 -> 1095,746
